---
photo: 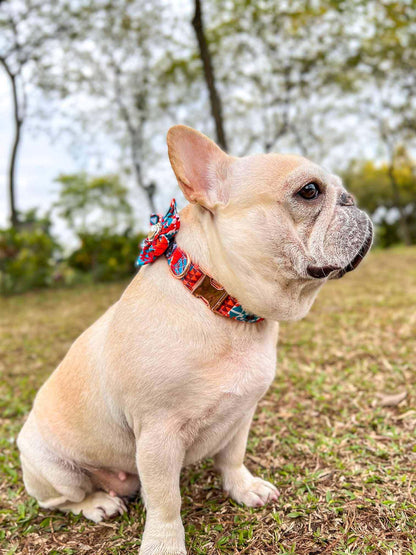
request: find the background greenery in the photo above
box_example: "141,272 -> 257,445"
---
1,0 -> 416,294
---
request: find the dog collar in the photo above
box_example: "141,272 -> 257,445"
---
136,199 -> 263,323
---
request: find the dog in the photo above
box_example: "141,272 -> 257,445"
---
17,125 -> 373,554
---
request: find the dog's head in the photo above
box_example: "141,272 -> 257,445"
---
167,125 -> 373,321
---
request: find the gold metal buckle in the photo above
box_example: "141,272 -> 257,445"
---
192,274 -> 228,311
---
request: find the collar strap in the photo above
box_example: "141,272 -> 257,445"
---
136,199 -> 263,324
165,242 -> 263,323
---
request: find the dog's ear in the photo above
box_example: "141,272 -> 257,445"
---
167,125 -> 233,209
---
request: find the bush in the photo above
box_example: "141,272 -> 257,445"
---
68,231 -> 145,282
0,213 -> 59,295
376,219 -> 401,249
342,154 -> 416,246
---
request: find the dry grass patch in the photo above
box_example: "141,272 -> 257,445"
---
1,247 -> 416,554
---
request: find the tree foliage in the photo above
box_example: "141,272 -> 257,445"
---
39,0 -> 179,212
343,151 -> 416,247
2,0 -> 416,250
54,173 -> 133,234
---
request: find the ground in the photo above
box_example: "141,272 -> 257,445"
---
1,247 -> 415,555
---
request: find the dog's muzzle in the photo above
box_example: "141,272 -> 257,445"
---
306,218 -> 374,280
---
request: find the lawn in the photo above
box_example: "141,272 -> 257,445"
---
1,247 -> 416,555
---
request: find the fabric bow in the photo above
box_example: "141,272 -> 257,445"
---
136,199 -> 180,267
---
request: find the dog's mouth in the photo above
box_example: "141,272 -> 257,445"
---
334,223 -> 373,279
306,220 -> 373,280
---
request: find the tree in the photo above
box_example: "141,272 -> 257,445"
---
54,173 -> 133,234
0,1 -> 33,228
40,0 -> 178,213
0,0 -> 69,227
192,0 -> 228,151
193,0 -> 356,160
342,153 -> 416,246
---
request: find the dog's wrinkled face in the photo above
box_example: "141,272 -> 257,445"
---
167,126 -> 373,322
279,160 -> 373,281
226,154 -> 373,279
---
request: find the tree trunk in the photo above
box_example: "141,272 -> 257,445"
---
1,60 -> 21,227
143,183 -> 156,214
9,114 -> 22,228
131,155 -> 156,214
112,67 -> 156,214
192,0 -> 228,151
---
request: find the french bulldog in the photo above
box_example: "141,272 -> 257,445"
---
17,126 -> 373,554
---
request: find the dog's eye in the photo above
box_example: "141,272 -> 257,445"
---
298,182 -> 320,200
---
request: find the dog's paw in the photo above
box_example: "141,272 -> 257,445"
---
140,518 -> 186,555
230,476 -> 279,507
76,491 -> 127,523
140,544 -> 186,555
223,467 -> 279,508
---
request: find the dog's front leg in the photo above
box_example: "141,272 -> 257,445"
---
136,430 -> 186,555
214,410 -> 279,507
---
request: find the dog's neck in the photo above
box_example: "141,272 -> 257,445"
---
175,204 -> 236,290
175,203 -> 322,323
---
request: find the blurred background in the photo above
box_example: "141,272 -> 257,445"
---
1,0 -> 416,294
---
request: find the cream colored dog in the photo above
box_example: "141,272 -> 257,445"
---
17,126 -> 373,554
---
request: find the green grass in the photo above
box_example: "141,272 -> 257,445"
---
1,247 -> 416,554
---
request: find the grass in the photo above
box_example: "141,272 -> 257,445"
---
1,246 -> 416,554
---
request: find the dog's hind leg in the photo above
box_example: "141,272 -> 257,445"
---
18,412 -> 127,523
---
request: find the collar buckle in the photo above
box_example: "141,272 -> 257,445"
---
192,274 -> 228,312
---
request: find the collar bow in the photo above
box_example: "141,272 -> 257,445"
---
136,199 -> 180,266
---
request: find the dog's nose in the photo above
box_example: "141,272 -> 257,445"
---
339,192 -> 355,206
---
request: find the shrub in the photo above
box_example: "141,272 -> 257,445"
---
376,219 -> 401,249
68,231 -> 145,282
342,154 -> 416,246
0,212 -> 60,295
